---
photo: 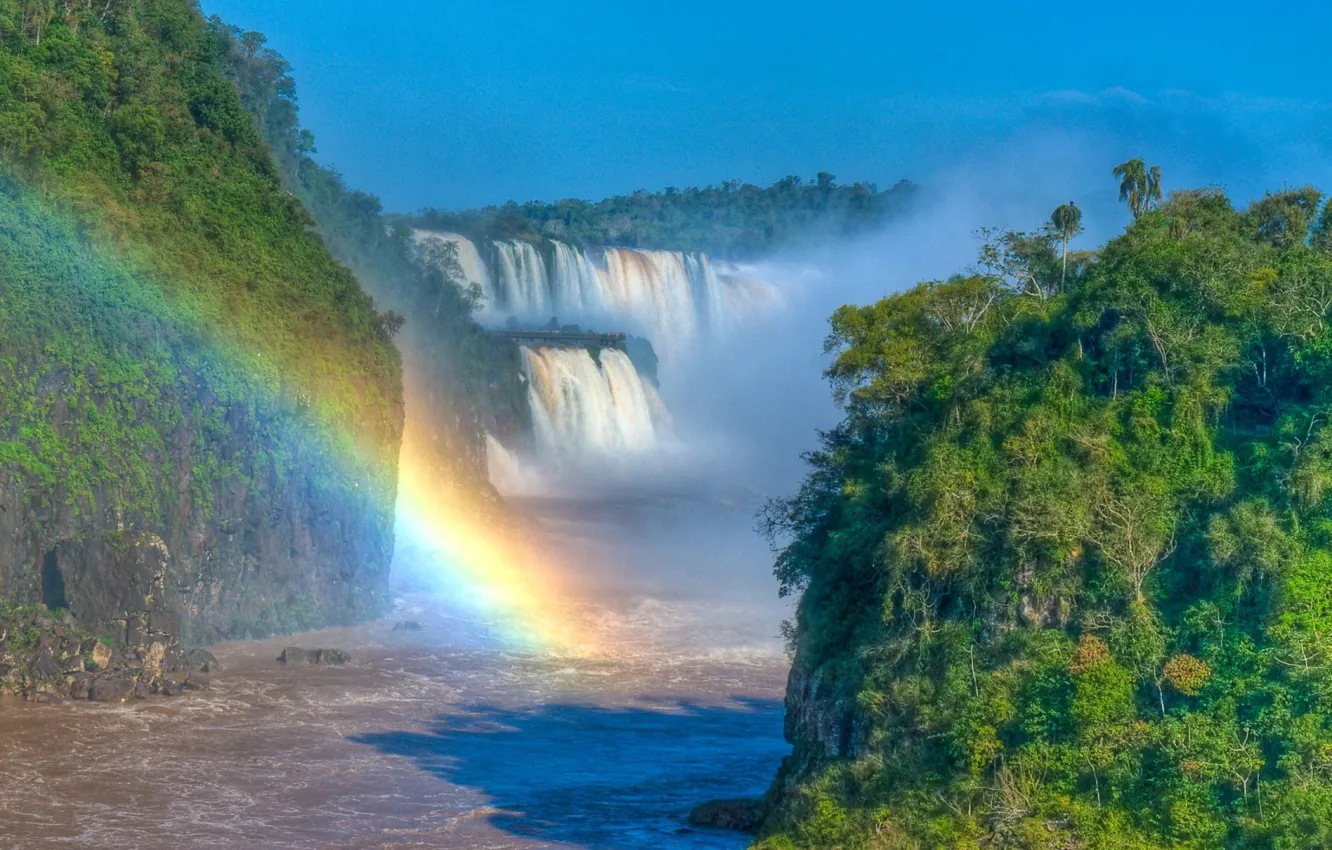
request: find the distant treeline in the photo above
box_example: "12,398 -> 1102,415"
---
407,174 -> 918,259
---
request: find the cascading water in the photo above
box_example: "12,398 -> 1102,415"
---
483,345 -> 668,492
522,346 -> 668,461
598,248 -> 702,343
413,229 -> 778,350
491,240 -> 551,314
414,230 -> 782,494
549,241 -> 604,314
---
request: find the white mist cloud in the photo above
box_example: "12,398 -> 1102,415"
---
481,90 -> 1332,629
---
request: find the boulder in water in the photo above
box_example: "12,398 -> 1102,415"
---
89,676 -> 135,703
277,647 -> 350,665
277,646 -> 308,664
688,798 -> 766,834
185,647 -> 222,673
392,621 -> 423,632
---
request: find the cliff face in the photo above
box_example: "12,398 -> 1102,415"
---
215,24 -> 526,507
0,2 -> 403,644
0,187 -> 401,643
0,373 -> 395,644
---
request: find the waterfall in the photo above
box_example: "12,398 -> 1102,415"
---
521,346 -> 668,462
549,241 -> 604,314
413,229 -> 778,349
491,240 -> 550,314
414,230 -> 491,295
599,248 -> 701,343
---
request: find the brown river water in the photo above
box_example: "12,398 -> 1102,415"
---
0,596 -> 789,850
0,484 -> 794,849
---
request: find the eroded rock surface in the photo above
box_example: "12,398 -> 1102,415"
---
0,606 -> 217,702
688,798 -> 766,834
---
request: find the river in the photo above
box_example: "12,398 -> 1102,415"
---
0,493 -> 791,849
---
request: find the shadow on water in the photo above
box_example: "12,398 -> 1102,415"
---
350,698 -> 786,849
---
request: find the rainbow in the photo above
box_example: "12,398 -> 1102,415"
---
1,180 -> 598,654
392,419 -> 598,653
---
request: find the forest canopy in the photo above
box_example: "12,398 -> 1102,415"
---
758,179 -> 1332,849
409,174 -> 918,259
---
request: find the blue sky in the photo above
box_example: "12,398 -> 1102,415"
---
201,0 -> 1332,212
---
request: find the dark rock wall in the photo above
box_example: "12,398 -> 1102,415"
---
0,365 -> 399,646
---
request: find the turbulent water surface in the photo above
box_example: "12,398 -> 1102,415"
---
0,481 -> 791,850
0,601 -> 787,849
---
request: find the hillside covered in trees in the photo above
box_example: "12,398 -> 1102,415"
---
211,22 -> 528,490
0,0 -> 405,642
410,174 -> 918,260
758,177 -> 1332,848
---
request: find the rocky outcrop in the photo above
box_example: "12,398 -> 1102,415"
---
784,658 -> 867,757
688,798 -> 766,834
0,607 -> 216,703
763,655 -> 869,813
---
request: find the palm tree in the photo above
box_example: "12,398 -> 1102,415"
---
1050,202 -> 1083,290
1145,164 -> 1163,214
1113,158 -> 1164,218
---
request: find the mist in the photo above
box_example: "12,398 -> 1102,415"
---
543,116 -> 1332,633
665,105 -> 1332,499
451,95 -> 1332,657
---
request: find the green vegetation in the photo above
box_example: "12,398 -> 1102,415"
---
213,23 -> 528,475
0,1 -> 401,446
0,1 -> 401,631
410,173 -> 918,259
758,173 -> 1332,848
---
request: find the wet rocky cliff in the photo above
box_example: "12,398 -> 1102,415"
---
0,169 -> 402,650
0,367 -> 398,646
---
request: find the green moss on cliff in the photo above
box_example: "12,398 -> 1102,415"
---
0,0 -> 401,468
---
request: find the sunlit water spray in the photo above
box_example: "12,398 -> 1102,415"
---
391,413 -> 603,654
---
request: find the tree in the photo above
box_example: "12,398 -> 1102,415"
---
1113,158 -> 1163,218
416,236 -> 480,317
1245,186 -> 1323,248
976,227 -> 1059,299
1049,201 -> 1083,290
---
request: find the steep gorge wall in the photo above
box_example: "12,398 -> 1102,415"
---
0,385 -> 395,646
0,188 -> 401,644
0,2 -> 404,644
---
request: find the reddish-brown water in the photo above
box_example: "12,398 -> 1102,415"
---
0,597 -> 788,849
